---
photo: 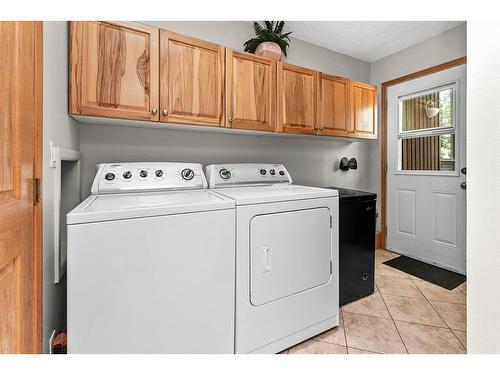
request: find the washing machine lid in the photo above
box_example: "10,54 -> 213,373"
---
214,184 -> 338,205
67,190 -> 234,225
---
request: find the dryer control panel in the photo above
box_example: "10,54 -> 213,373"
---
91,162 -> 207,194
206,163 -> 292,188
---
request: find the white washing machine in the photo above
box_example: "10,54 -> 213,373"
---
206,163 -> 339,354
67,162 -> 235,353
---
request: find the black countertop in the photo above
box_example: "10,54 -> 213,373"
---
323,186 -> 377,202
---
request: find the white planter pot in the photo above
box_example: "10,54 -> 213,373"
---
255,41 -> 282,61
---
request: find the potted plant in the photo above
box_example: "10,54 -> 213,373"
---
244,21 -> 292,61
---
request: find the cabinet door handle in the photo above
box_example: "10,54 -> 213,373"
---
162,109 -> 168,116
151,108 -> 158,115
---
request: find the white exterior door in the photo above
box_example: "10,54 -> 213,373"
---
387,65 -> 466,274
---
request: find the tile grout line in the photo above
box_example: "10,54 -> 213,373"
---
377,285 -> 410,354
343,308 -> 393,321
347,346 -> 382,354
407,276 -> 467,352
426,298 -> 467,306
409,276 -> 468,304
343,293 -> 459,329
310,338 -> 347,350
340,311 -> 350,353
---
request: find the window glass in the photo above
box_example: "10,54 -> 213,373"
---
400,87 -> 454,133
400,134 -> 455,171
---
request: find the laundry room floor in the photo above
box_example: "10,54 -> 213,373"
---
281,249 -> 467,354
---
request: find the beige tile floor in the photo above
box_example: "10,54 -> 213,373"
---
281,249 -> 467,354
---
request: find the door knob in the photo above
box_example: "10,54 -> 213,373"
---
162,109 -> 168,116
461,167 -> 466,175
460,182 -> 467,190
151,108 -> 158,115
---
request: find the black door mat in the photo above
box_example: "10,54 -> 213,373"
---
383,255 -> 466,290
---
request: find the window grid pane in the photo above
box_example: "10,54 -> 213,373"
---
401,134 -> 455,171
399,87 -> 455,135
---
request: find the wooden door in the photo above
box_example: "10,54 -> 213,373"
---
225,49 -> 276,132
317,74 -> 350,137
70,21 -> 159,121
277,63 -> 318,135
0,21 -> 42,354
160,30 -> 224,127
350,81 -> 377,139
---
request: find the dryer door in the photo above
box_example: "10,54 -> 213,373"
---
250,207 -> 332,306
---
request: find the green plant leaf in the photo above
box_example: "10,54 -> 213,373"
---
244,21 -> 291,57
282,31 -> 292,41
253,22 -> 263,36
275,21 -> 284,34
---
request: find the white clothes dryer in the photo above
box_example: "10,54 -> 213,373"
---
206,163 -> 339,354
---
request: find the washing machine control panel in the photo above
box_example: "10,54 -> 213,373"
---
91,162 -> 207,194
206,163 -> 292,188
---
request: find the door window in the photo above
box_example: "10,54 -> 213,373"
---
397,84 -> 457,174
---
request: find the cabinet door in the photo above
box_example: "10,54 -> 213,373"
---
226,49 -> 276,132
160,30 -> 224,127
277,63 -> 318,135
70,21 -> 159,121
350,81 -> 377,139
318,75 -> 350,137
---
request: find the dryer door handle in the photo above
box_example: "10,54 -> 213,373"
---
263,247 -> 272,273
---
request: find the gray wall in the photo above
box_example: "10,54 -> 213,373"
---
78,21 -> 372,198
369,24 -> 467,229
80,125 -> 372,197
43,22 -> 80,352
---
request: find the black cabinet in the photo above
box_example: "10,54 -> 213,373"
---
325,187 -> 377,306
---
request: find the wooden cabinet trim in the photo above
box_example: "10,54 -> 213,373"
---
160,30 -> 224,127
69,21 -> 159,121
317,73 -> 351,137
277,62 -> 318,135
350,80 -> 377,139
225,48 -> 276,132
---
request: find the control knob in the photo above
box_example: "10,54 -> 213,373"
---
181,168 -> 195,181
155,170 -> 164,178
279,170 -> 285,176
104,172 -> 115,181
219,168 -> 231,180
123,171 -> 132,179
270,169 -> 276,175
260,169 -> 267,175
139,170 -> 148,178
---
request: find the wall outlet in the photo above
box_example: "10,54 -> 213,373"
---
48,330 -> 56,354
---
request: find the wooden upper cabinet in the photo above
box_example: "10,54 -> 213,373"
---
160,30 -> 224,127
277,62 -> 318,135
317,74 -> 350,137
70,21 -> 159,121
225,49 -> 276,132
350,81 -> 377,139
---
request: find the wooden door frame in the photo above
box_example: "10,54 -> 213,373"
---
378,56 -> 466,250
33,21 -> 43,353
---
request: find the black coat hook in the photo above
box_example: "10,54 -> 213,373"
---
348,157 -> 357,170
339,157 -> 357,171
340,157 -> 350,171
